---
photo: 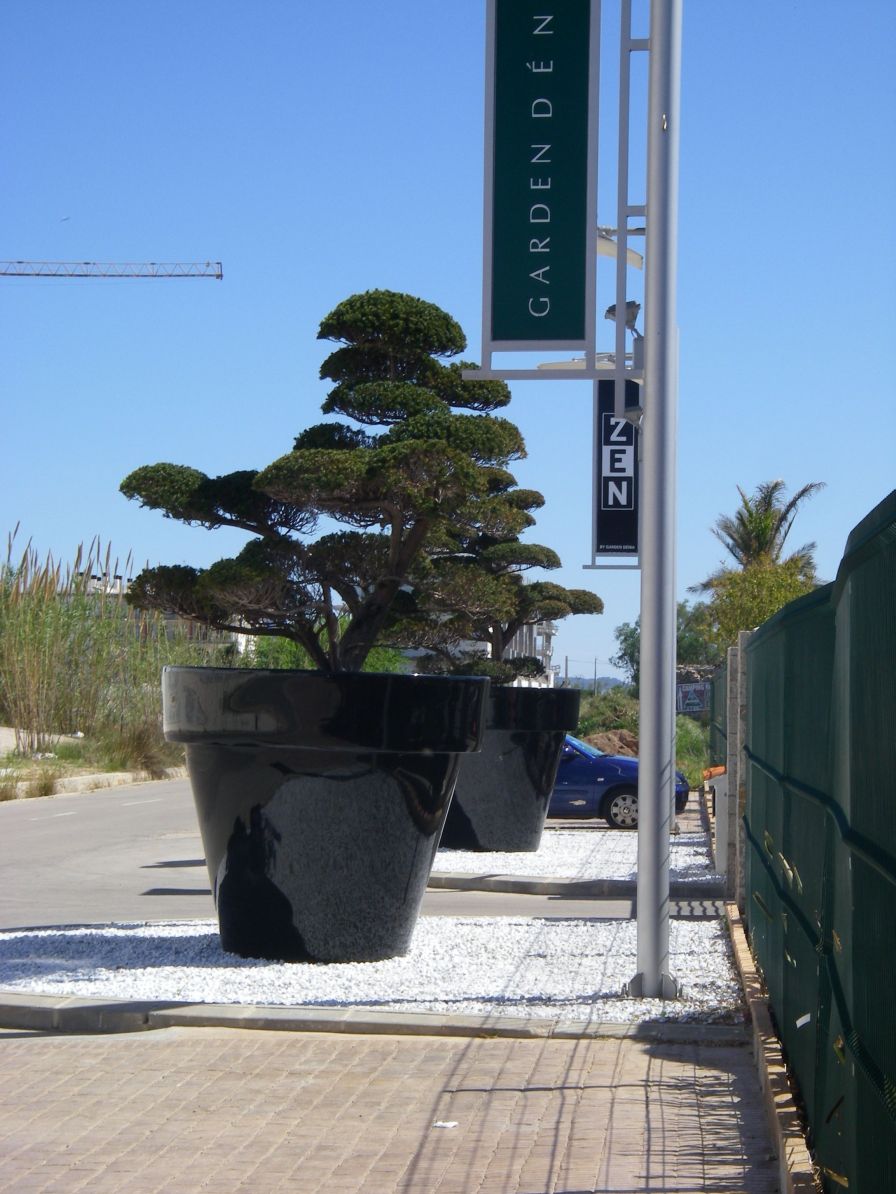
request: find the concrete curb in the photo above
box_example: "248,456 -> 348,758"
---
54,766 -> 187,794
725,901 -> 818,1194
428,871 -> 725,898
3,766 -> 187,798
0,987 -> 750,1043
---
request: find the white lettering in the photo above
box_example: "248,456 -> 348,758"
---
608,417 -> 629,443
526,60 -> 554,72
528,297 -> 551,316
602,446 -> 634,474
529,237 -> 550,253
533,15 -> 554,35
531,98 -> 553,118
530,177 -> 551,190
529,204 -> 551,223
530,145 -> 551,164
605,480 -> 630,506
529,266 -> 550,285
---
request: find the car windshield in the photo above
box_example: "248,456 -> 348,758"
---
566,734 -> 605,759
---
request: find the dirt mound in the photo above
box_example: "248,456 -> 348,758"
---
585,729 -> 639,757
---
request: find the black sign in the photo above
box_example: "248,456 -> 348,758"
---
595,379 -> 639,555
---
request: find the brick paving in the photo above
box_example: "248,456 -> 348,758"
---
0,1025 -> 778,1192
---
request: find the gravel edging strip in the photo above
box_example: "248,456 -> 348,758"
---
725,901 -> 818,1194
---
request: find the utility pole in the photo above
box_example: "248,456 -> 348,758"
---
462,2 -> 684,999
627,0 -> 683,1000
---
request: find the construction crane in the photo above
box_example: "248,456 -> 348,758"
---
1,260 -> 222,279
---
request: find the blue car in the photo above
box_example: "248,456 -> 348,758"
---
549,734 -> 690,829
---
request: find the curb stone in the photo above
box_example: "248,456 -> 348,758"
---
4,766 -> 187,799
0,988 -> 751,1043
428,871 -> 725,898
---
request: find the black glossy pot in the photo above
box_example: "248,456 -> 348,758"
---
162,667 -> 488,963
438,685 -> 580,852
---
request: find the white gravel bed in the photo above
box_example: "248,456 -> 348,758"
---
0,817 -> 735,1022
433,826 -> 722,883
0,917 -> 743,1023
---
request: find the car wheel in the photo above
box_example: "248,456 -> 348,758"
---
604,786 -> 638,829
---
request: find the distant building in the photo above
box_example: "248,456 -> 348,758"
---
504,619 -> 557,687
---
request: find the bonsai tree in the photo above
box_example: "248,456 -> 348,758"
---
407,478 -> 598,855
120,290 -> 528,672
392,486 -> 604,684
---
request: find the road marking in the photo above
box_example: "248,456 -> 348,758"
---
121,799 -> 163,807
29,811 -> 77,820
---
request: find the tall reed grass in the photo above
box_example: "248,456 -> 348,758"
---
0,530 -> 232,764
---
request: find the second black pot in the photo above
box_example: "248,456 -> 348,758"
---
438,685 -> 580,852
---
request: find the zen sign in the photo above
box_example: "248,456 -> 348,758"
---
595,380 -> 639,555
486,0 -> 595,348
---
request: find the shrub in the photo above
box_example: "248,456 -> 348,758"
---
91,722 -> 183,778
576,688 -> 640,738
675,715 -> 710,789
25,770 -> 59,799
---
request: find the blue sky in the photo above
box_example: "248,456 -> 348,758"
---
3,1 -> 894,679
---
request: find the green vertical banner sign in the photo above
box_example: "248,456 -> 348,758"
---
488,0 -> 595,347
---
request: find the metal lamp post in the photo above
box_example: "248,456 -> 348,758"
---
626,0 -> 683,1000
464,0 -> 684,998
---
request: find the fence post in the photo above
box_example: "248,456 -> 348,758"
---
724,645 -> 740,900
735,629 -> 752,910
724,631 -> 753,908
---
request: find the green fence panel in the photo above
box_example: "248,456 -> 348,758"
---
746,606 -> 789,1012
746,582 -> 835,1137
744,489 -> 896,1193
829,490 -> 896,1192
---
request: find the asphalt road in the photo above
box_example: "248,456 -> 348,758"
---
0,779 -> 654,930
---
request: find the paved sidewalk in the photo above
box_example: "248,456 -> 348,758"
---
1,1025 -> 779,1193
0,787 -> 792,1191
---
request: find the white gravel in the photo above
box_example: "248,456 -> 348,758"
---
433,827 -> 721,883
0,822 -> 739,1024
0,918 -> 742,1024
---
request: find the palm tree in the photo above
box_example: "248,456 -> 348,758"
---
694,479 -> 825,593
